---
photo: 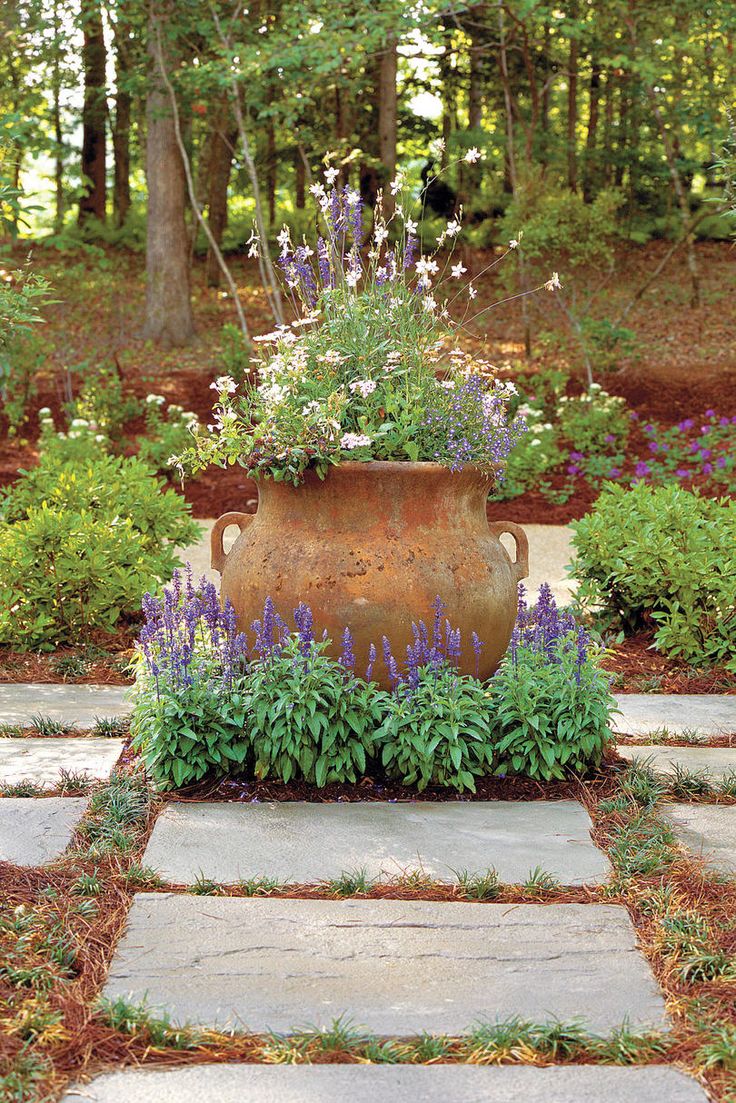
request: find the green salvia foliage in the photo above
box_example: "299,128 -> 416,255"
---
376,665 -> 495,792
245,637 -> 389,786
488,640 -> 615,782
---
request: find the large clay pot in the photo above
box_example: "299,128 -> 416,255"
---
211,462 -> 528,690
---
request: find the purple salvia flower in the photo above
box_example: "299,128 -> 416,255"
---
365,642 -> 377,682
339,626 -> 355,672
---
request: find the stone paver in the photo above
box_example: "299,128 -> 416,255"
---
0,684 -> 131,730
0,797 -> 87,865
613,694 -> 736,739
661,804 -> 736,875
102,895 -> 668,1034
617,744 -> 736,779
143,800 -> 610,886
0,737 -> 124,785
58,1064 -> 709,1103
183,521 -> 576,607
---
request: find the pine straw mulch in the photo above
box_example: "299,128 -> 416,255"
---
1,753 -> 736,1099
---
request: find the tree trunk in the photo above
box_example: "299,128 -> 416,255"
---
295,147 -> 305,209
378,34 -> 397,214
266,104 -> 276,226
582,62 -> 601,201
205,120 -> 236,288
602,70 -> 615,186
566,21 -> 579,192
78,0 -> 107,224
52,1 -> 64,232
112,16 -> 131,227
143,7 -> 194,346
497,0 -> 531,358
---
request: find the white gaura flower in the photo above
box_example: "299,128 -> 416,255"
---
346,269 -> 360,288
509,231 -> 523,249
545,272 -> 562,291
415,256 -> 439,280
423,294 -> 437,313
210,375 -> 237,394
345,188 -> 361,207
324,166 -> 339,185
341,432 -> 373,450
445,219 -> 461,237
309,182 -> 325,199
389,172 -> 405,195
276,227 -> 291,256
468,284 -> 477,300
246,224 -> 260,258
451,262 -> 467,279
465,147 -> 481,163
404,216 -> 418,234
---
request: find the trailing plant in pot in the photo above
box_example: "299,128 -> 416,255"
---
180,158 -> 561,686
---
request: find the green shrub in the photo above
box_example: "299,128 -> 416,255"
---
1,450 -> 200,554
247,635 -> 387,786
571,483 -> 736,670
0,507 -> 162,648
132,679 -> 250,789
377,666 -> 495,792
0,452 -> 200,649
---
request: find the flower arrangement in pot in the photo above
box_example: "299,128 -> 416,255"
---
182,152 -> 561,688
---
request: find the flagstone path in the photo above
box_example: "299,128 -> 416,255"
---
661,803 -> 736,875
0,736 -> 124,786
1,686 -> 730,1101
612,694 -> 736,738
0,683 -> 131,729
617,744 -> 736,777
0,796 -> 87,866
101,895 -> 668,1034
143,800 -> 610,885
59,1063 -> 710,1103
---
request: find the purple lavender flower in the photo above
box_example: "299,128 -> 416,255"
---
403,233 -> 417,270
703,462 -> 713,475
567,464 -> 581,476
675,467 -> 689,478
634,461 -> 650,478
716,456 -> 727,469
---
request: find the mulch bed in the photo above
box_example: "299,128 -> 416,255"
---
601,630 -> 736,694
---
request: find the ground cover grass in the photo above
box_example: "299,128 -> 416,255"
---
0,756 -> 735,1101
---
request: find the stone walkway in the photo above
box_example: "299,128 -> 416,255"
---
661,804 -> 736,875
0,736 -> 124,786
102,895 -> 668,1034
612,694 -> 736,738
1,685 -> 730,1101
144,800 -> 610,885
617,744 -> 736,778
0,683 -> 131,729
58,1064 -> 710,1102
0,796 -> 87,865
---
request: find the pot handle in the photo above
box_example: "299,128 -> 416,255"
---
488,521 -> 529,584
210,511 -> 253,575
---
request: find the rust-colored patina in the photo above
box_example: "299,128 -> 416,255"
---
211,461 -> 528,689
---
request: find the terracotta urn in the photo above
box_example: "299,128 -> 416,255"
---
211,461 -> 528,690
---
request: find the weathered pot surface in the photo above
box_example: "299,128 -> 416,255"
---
211,461 -> 528,689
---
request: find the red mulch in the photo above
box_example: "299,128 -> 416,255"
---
602,630 -> 736,694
